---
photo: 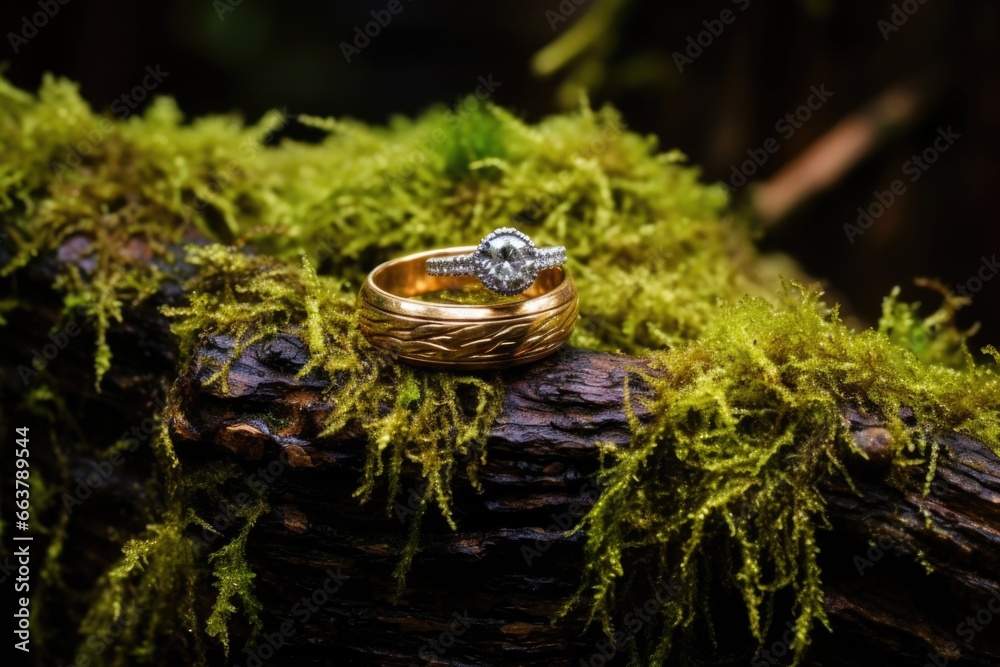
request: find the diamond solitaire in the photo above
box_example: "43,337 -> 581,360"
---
425,228 -> 568,295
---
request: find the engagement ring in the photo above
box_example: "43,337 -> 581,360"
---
357,232 -> 577,370
424,228 -> 567,296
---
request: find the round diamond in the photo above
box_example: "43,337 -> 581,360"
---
477,232 -> 537,294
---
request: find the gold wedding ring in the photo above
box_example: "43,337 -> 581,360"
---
358,247 -> 578,370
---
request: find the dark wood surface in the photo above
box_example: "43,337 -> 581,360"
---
168,331 -> 1000,666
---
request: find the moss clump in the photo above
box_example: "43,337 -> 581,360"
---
568,284 -> 1000,664
65,242 -> 503,662
78,430 -> 266,665
878,279 -> 979,369
165,246 -> 502,589
3,74 -> 781,370
3,72 -> 1000,666
0,75 -> 291,387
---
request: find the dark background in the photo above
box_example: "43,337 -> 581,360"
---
2,0 -> 998,345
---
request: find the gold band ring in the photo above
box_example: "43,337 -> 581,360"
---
358,247 -> 578,370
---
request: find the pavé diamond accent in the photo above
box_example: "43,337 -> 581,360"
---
425,227 -> 567,295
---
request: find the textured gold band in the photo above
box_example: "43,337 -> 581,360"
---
358,247 -> 578,370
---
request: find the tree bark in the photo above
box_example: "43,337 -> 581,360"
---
168,332 -> 1000,667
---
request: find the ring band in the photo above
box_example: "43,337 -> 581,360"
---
358,247 -> 578,370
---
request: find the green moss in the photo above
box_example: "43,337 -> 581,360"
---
566,283 -> 1000,664
0,298 -> 18,325
81,512 -> 203,665
0,76 -> 291,388
203,485 -> 268,651
436,98 -> 509,176
3,74 -> 776,366
878,279 -> 978,369
165,247 -> 502,593
78,416 -> 269,666
3,73 -> 1000,666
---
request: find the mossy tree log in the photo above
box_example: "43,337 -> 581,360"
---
4,240 -> 1000,666
4,78 -> 998,667
165,332 -> 1000,667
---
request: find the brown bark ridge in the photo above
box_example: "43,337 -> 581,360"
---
168,331 -> 1000,667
